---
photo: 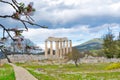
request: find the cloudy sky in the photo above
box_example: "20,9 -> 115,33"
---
0,0 -> 120,49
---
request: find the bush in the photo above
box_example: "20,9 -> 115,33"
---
105,62 -> 120,70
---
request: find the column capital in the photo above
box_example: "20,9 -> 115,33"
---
66,40 -> 68,42
55,41 -> 59,42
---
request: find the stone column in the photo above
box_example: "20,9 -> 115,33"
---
58,41 -> 60,57
50,41 -> 53,56
63,41 -> 66,55
66,40 -> 69,54
70,40 -> 72,52
60,41 -> 62,58
55,41 -> 59,58
45,41 -> 48,58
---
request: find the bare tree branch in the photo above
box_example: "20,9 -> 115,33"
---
17,18 -> 48,28
3,28 -> 5,38
0,0 -> 48,41
0,0 -> 18,12
0,15 -> 12,18
12,0 -> 19,10
0,15 -> 47,29
28,15 -> 34,22
19,20 -> 28,30
0,0 -> 48,63
0,24 -> 14,41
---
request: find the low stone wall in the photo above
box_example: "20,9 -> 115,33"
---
0,55 -> 120,64
0,54 -> 45,63
80,56 -> 120,63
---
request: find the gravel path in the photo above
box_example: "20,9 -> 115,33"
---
9,63 -> 38,80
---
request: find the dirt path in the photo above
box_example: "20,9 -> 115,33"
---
9,63 -> 38,80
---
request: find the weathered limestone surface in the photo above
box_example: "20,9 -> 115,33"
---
45,37 -> 72,59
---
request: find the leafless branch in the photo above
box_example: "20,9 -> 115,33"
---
0,14 -> 47,29
19,20 -> 28,30
0,0 -> 48,41
28,15 -> 34,22
11,0 -> 19,10
3,28 -> 5,38
0,15 -> 12,18
0,24 -> 14,41
0,0 -> 18,12
17,18 -> 48,28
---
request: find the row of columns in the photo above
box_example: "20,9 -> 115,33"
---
45,40 -> 72,59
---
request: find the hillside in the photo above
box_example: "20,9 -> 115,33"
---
75,38 -> 103,51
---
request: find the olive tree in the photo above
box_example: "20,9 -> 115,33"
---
65,47 -> 84,67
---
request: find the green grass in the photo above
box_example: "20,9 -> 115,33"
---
0,64 -> 15,80
16,62 -> 120,80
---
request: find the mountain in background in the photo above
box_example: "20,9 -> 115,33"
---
75,38 -> 103,51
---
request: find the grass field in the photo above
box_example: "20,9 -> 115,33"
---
16,62 -> 120,80
0,64 -> 15,80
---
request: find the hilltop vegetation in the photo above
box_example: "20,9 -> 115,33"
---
75,38 -> 103,51
103,29 -> 120,58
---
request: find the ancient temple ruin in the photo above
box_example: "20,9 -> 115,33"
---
45,37 -> 72,59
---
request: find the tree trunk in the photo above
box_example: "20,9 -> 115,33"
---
1,49 -> 11,63
75,60 -> 78,67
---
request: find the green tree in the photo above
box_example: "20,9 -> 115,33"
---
116,32 -> 120,58
65,47 -> 84,67
103,28 -> 115,58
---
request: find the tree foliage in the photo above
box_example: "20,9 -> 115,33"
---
103,28 -> 120,58
115,32 -> 120,58
65,47 -> 84,67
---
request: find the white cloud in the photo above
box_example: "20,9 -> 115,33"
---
0,23 -> 119,49
32,0 -> 120,24
21,23 -> 120,49
1,0 -> 120,25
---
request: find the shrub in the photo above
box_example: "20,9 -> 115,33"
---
105,62 -> 120,70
